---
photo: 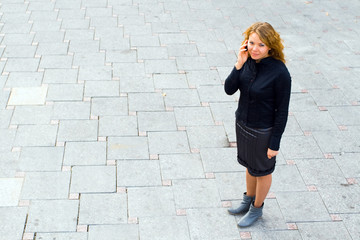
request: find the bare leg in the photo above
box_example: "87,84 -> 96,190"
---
246,169 -> 257,197
254,174 -> 272,208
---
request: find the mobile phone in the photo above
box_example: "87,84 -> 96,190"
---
244,45 -> 248,51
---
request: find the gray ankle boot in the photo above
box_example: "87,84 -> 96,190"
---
228,193 -> 255,215
237,202 -> 263,227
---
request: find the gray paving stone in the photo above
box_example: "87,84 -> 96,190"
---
124,24 -> 152,36
8,85 -> 48,106
128,187 -> 175,217
33,31 -> 64,43
148,131 -> 190,154
99,115 -> 138,137
32,21 -> 61,32
186,70 -> 221,87
137,111 -> 177,132
56,1 -> 82,10
160,153 -> 204,180
252,231 -> 302,240
4,58 -> 40,72
18,146 -> 64,172
113,63 -> 145,77
30,11 -> 58,21
11,105 -> 52,125
58,120 -> 98,142
270,164 -> 307,191
91,97 -> 128,116
312,130 -> 360,153
79,193 -> 127,224
62,18 -> 90,29
167,44 -> 198,57
1,22 -> 32,34
281,135 -> 324,159
152,22 -> 180,33
106,49 -> 137,63
88,225 -> 139,240
52,101 -> 90,120
310,88 -> 350,107
107,137 -> 149,160
318,184 -> 360,213
198,85 -> 237,102
173,179 -> 221,208
0,178 -> 23,206
64,141 -> 106,166
153,73 -> 188,89
187,125 -> 228,148
130,35 -> 160,47
333,153 -> 360,178
139,216 -> 190,240
2,45 -> 36,58
14,125 -> 57,147
120,76 -> 155,93
174,106 -> 214,126
0,207 -> 28,240
26,200 -> 79,232
276,192 -> 331,222
209,102 -> 237,122
0,90 -> 10,110
187,208 -> 240,240
0,12 -> 30,23
46,84 -> 84,101
176,56 -> 209,71
78,66 -> 112,81
65,29 -> 94,41
70,166 -> 116,193
117,160 -> 161,187
297,222 -> 352,240
283,115 -> 303,136
296,158 -> 347,186
340,213 -> 360,240
86,7 -> 113,17
289,93 -> 319,112
158,33 -> 189,45
1,33 -> 35,46
39,55 -> 73,69
327,106 -> 360,126
128,92 -> 165,111
200,147 -> 244,172
21,171 -> 70,200
5,72 -> 43,87
36,232 -> 88,240
69,40 -> 99,54
73,52 -> 105,67
0,109 -> 13,128
84,80 -> 119,97
145,59 -> 178,74
0,152 -> 19,178
164,89 -> 201,107
137,47 -> 168,60
37,42 -> 69,55
215,172 -> 245,201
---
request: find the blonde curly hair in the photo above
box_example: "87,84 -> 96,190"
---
242,22 -> 286,63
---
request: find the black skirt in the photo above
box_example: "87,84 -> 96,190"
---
236,120 -> 276,176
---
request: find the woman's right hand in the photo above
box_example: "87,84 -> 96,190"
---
235,40 -> 248,70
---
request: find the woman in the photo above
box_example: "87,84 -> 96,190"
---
224,22 -> 291,227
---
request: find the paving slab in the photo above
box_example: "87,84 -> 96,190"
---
117,160 -> 162,187
8,86 -> 48,106
297,222 -> 352,240
107,137 -> 149,160
79,193 -> 127,225
0,207 -> 28,240
0,178 -> 23,206
36,232 -> 88,240
26,200 -> 79,232
18,146 -> 64,171
128,187 -> 175,217
14,125 -> 58,147
64,141 -> 106,166
70,166 -> 116,193
88,225 -> 139,240
57,120 -> 98,142
148,131 -> 190,154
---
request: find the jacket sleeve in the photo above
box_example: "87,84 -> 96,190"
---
269,69 -> 291,151
224,66 -> 242,95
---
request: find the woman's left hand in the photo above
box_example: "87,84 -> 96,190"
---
267,148 -> 279,159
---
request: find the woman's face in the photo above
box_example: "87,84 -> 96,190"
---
247,32 -> 270,61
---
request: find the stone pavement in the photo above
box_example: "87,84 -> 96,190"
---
0,0 -> 359,239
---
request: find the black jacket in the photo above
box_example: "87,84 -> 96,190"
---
224,57 -> 291,151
